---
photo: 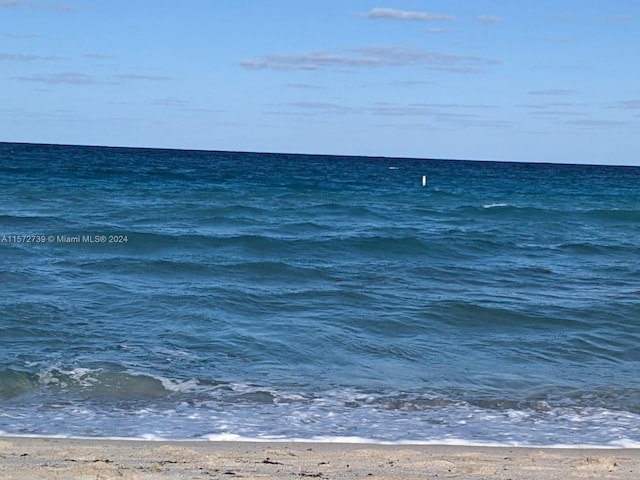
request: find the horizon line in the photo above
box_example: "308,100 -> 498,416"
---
1,140 -> 635,168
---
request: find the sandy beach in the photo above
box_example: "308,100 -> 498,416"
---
0,437 -> 638,479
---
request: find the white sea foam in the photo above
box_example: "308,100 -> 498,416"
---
483,203 -> 509,208
2,429 -> 639,449
36,367 -> 101,388
157,376 -> 203,393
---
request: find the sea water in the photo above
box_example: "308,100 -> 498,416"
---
1,142 -> 639,446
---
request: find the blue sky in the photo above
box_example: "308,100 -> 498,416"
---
1,1 -> 639,165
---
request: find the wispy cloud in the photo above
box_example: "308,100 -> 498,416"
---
521,101 -> 584,109
12,72 -> 114,85
280,102 -> 357,115
21,69 -> 175,84
117,74 -> 172,81
566,119 -> 628,127
85,53 -> 115,60
4,32 -> 41,39
0,51 -> 63,61
521,100 -> 587,119
369,102 -> 498,117
0,0 -> 77,11
241,45 -> 498,73
388,80 -> 433,87
286,83 -> 324,89
0,106 -> 81,121
609,99 -> 640,110
529,110 -> 586,117
361,8 -> 455,22
150,96 -> 219,113
152,96 -> 188,107
267,101 -> 504,129
363,101 -> 514,128
611,15 -> 632,23
528,89 -> 576,96
477,15 -> 501,25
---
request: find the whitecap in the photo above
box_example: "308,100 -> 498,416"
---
483,203 -> 509,209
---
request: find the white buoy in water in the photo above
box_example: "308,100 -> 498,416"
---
422,175 -> 428,187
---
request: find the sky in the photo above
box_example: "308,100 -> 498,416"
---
1,1 -> 639,165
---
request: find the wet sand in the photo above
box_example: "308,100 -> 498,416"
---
1,436 -> 638,479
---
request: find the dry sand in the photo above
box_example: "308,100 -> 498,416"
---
0,436 -> 638,479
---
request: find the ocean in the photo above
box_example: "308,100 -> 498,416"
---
1,142 -> 639,447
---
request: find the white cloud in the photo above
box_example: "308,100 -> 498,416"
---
4,32 -> 41,39
566,119 -> 628,127
282,102 -> 357,115
521,101 -> 584,110
117,74 -> 172,81
0,51 -> 63,61
611,15 -> 632,23
241,51 -> 377,70
241,46 -> 498,73
85,53 -> 115,60
610,99 -> 640,110
286,83 -> 324,89
152,97 -> 188,107
12,72 -> 113,85
267,101 -> 505,130
369,102 -> 497,117
361,8 -> 455,22
528,89 -> 575,96
477,15 -> 501,25
0,0 -> 76,11
529,110 -> 586,117
388,80 -> 433,87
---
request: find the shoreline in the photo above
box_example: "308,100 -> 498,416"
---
1,436 -> 639,479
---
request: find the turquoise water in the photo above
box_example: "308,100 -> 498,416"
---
1,142 -> 639,445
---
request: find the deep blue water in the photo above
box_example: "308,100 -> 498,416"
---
1,142 -> 640,446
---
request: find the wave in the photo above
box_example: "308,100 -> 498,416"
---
585,208 -> 640,222
555,242 -> 637,256
53,230 -> 449,262
6,365 -> 640,411
0,368 -> 167,400
0,369 -> 39,399
0,214 -> 67,230
4,367 -> 640,445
